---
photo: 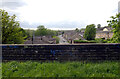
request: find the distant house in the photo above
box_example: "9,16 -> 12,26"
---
62,26 -> 113,44
63,30 -> 84,44
24,36 -> 56,44
96,26 -> 113,39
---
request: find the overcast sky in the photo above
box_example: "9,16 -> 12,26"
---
0,0 -> 120,30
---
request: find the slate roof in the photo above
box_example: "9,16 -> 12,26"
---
64,30 -> 84,40
24,36 -> 56,44
96,26 -> 113,33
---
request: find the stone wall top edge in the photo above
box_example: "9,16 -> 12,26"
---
0,43 -> 120,46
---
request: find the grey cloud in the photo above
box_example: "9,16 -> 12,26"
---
20,21 -> 39,28
19,21 -> 86,29
0,0 -> 27,9
20,21 -> 87,30
0,0 -> 27,21
45,21 -> 86,29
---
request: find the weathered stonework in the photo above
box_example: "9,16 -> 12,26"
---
1,44 -> 120,61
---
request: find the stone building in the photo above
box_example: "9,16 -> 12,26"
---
24,36 -> 56,44
63,30 -> 84,44
63,26 -> 113,44
96,26 -> 113,39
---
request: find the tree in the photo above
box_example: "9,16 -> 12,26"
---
97,24 -> 101,28
1,9 -> 26,44
35,25 -> 57,36
0,10 -> 2,44
80,28 -> 85,32
84,24 -> 96,40
107,13 -> 120,43
75,28 -> 79,32
25,29 -> 34,38
19,28 -> 28,40
35,25 -> 47,36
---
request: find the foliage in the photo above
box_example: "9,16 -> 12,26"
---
19,28 -> 30,40
62,31 -> 64,34
0,63 -> 1,79
0,9 -> 27,44
75,28 -> 79,32
80,28 -> 85,32
35,25 -> 57,36
53,36 -> 60,44
24,29 -> 34,38
74,39 -> 109,43
84,24 -> 96,40
107,13 -> 120,43
95,38 -> 107,43
2,61 -> 119,77
74,40 -> 96,43
97,24 -> 101,28
0,11 -> 1,44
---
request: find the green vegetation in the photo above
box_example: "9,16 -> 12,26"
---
107,13 -> 120,43
95,38 -> 108,43
0,10 -> 59,44
0,9 -> 28,44
53,36 -> 60,44
35,25 -> 58,36
1,9 -> 120,44
0,63 -> 1,79
97,24 -> 101,28
2,61 -> 119,77
74,40 -> 96,43
24,29 -> 34,38
80,28 -> 85,32
75,28 -> 79,32
84,24 -> 96,40
74,38 -> 109,43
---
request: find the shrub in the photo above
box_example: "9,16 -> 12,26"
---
95,38 -> 107,43
53,36 -> 60,44
74,40 -> 96,43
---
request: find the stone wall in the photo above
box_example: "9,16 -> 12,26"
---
2,44 -> 120,61
96,32 -> 113,39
